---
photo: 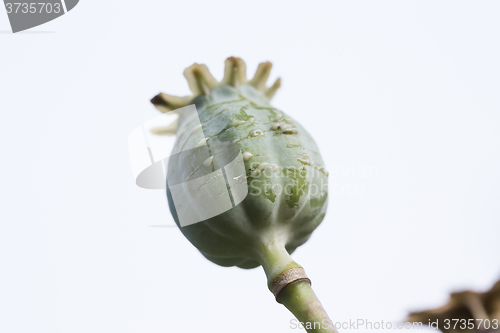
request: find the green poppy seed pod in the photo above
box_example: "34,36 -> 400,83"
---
151,57 -> 335,333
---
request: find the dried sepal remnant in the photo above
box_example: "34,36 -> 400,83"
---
184,63 -> 218,95
150,57 -> 281,113
265,77 -> 281,100
407,279 -> 500,333
150,118 -> 178,136
150,93 -> 193,114
221,57 -> 247,87
249,62 -> 272,90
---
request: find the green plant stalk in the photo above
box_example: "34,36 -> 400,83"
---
259,245 -> 338,333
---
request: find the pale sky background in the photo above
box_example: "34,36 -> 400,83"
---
1,1 -> 499,332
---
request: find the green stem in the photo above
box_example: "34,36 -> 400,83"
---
258,244 -> 338,333
278,281 -> 337,333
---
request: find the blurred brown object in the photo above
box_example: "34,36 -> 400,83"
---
407,279 -> 500,332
